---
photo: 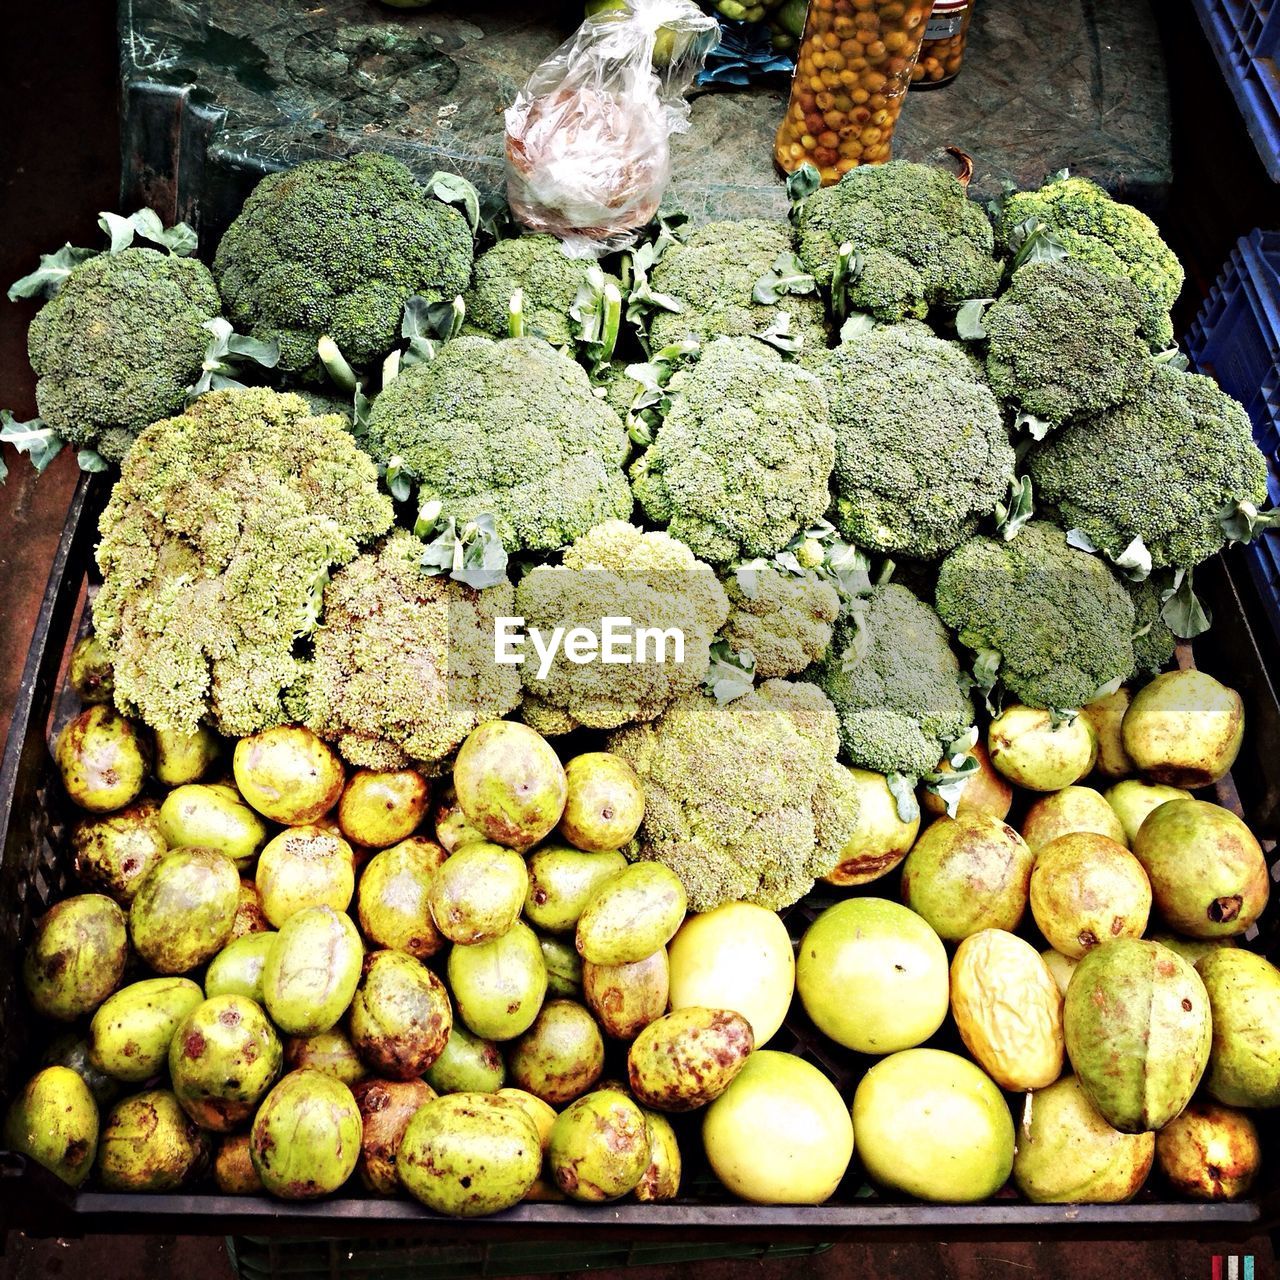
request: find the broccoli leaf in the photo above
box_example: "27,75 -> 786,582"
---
753,310 -> 803,356
1111,535 -> 1153,583
77,449 -> 108,474
381,455 -> 416,504
570,266 -> 623,376
954,297 -> 993,341
1007,216 -> 1069,271
1161,568 -> 1212,639
960,648 -> 1002,717
0,412 -> 65,476
886,772 -> 921,825
1219,499 -> 1280,544
1153,345 -> 1190,372
752,251 -> 817,305
417,503 -> 509,590
318,335 -> 360,393
786,163 -> 822,225
922,739 -> 979,819
1013,409 -> 1053,441
98,208 -> 198,257
188,319 -> 281,399
994,475 -> 1034,541
424,171 -> 481,235
8,244 -> 96,301
838,312 -> 877,342
829,241 -> 863,320
399,294 -> 466,368
703,640 -> 757,704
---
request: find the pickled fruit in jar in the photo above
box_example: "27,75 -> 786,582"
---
911,0 -> 974,89
774,0 -> 933,183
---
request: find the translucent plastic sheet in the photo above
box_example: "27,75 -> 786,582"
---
504,2 -> 720,255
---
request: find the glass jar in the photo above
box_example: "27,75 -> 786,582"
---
773,0 -> 933,184
911,0 -> 974,89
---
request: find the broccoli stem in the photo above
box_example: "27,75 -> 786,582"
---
317,336 -> 359,393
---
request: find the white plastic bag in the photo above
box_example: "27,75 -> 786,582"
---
504,1 -> 720,256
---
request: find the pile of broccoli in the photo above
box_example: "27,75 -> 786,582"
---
7,149 -> 1272,860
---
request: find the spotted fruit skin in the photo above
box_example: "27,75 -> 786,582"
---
158,784 -> 268,870
427,841 -> 528,945
453,720 -> 567,851
635,1108 -> 681,1202
575,863 -> 687,965
3,1066 -> 99,1187
233,725 -> 345,825
446,921 -> 547,1041
558,753 -> 645,852
249,1069 -> 361,1199
338,768 -> 430,849
950,929 -> 1063,1091
89,976 -> 205,1083
1198,948 -> 1280,1109
255,825 -> 355,926
97,1089 -> 210,1191
348,950 -> 452,1080
55,705 -> 150,813
356,837 -> 448,959
214,1132 -> 264,1193
548,1089 -> 651,1202
129,849 -> 240,974
583,948 -> 669,1040
72,799 -> 168,903
397,1092 -> 542,1215
24,893 -> 128,1020
627,1007 -> 754,1112
1155,1100 -> 1261,1200
261,906 -> 363,1036
1063,938 -> 1211,1133
353,1077 -> 437,1195
509,999 -> 605,1105
525,844 -> 628,934
425,1023 -> 506,1095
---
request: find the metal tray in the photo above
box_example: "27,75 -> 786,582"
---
1,473 -> 1278,1242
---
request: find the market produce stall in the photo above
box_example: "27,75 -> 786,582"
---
2,0 -> 1279,1261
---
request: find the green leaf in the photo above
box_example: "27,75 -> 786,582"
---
187,319 -> 280,400
1111,535 -> 1152,583
419,510 -> 509,590
98,211 -> 137,254
424,171 -> 481,235
753,310 -> 803,356
383,456 -> 416,504
8,243 -> 96,301
76,449 -> 108,473
1219,499 -> 1280,544
786,163 -> 822,224
226,333 -> 280,366
1091,674 -> 1124,701
734,558 -> 770,600
886,773 -> 920,825
99,208 -> 199,256
922,750 -> 979,819
752,251 -> 817,305
961,649 -> 1002,717
1065,527 -> 1098,554
1048,706 -> 1079,728
994,475 -> 1034,541
0,412 -> 64,474
830,241 -> 863,320
1153,345 -> 1189,372
1013,409 -> 1052,440
1160,568 -> 1212,639
955,297 -> 993,341
1008,216 -> 1068,271
351,386 -> 374,441
838,312 -> 877,342
703,640 -> 757,704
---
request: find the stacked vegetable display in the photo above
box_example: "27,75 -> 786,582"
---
3,150 -> 1279,1214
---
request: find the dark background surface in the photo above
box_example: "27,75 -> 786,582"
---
0,1 -> 1278,1277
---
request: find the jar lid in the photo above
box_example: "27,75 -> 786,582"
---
929,0 -> 969,11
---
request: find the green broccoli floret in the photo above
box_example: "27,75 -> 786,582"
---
630,338 -> 834,565
367,335 -> 632,552
720,564 -> 840,679
299,531 -> 521,769
27,248 -> 221,460
804,583 -> 973,778
995,174 -> 1184,351
213,153 -> 473,375
463,234 -> 615,347
93,388 -> 394,737
1026,364 -> 1269,570
981,259 -> 1153,429
606,679 -> 846,911
820,322 -> 1014,560
514,521 -> 730,735
795,161 -> 1004,321
647,219 -> 830,352
1128,577 -> 1177,677
935,521 -> 1136,711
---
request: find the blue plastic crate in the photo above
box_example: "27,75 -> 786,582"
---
1185,229 -> 1280,640
1192,0 -> 1280,180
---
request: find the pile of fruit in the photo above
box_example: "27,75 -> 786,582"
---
1,143 -> 1279,1218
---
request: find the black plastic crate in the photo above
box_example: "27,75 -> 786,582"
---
1,475 -> 1279,1245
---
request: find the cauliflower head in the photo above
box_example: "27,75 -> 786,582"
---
300,531 -> 522,770
630,338 -> 835,565
367,335 -> 633,552
28,248 -> 221,460
607,679 -> 844,912
93,388 -> 394,737
213,153 -> 474,374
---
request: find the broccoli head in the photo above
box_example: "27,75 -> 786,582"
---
514,521 -> 729,735
935,521 -> 1136,711
213,153 -> 473,375
995,175 -> 1183,351
1026,364 -> 1269,570
630,338 -> 835,565
367,335 -> 632,552
804,583 -> 974,778
1127,577 -> 1177,678
606,679 -> 845,911
647,219 -> 830,351
93,388 -> 394,737
981,258 -> 1153,429
27,248 -> 221,460
719,564 -> 840,679
463,234 -> 615,346
821,322 -> 1014,560
299,531 -> 522,770
795,160 -> 1004,321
